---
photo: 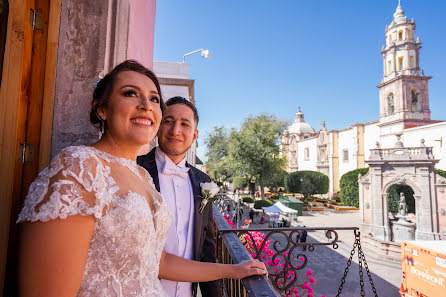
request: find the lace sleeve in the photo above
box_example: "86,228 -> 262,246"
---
17,147 -> 117,223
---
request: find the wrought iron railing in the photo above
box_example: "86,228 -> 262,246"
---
213,200 -> 378,297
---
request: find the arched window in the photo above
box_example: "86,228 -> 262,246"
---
0,0 -> 9,88
398,57 -> 404,71
387,93 -> 394,114
398,30 -> 403,41
411,89 -> 421,112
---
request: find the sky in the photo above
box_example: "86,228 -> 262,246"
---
153,0 -> 446,161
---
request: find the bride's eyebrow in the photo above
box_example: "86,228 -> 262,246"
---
120,84 -> 140,90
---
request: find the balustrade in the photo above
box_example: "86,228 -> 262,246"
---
212,203 -> 376,296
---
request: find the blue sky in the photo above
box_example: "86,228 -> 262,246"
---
153,0 -> 446,161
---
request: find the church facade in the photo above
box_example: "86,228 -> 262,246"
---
280,3 -> 446,197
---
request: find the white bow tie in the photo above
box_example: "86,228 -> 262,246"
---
162,163 -> 190,179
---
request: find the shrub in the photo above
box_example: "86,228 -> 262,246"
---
339,168 -> 369,208
242,196 -> 254,203
254,199 -> 273,209
436,168 -> 446,178
285,171 -> 329,197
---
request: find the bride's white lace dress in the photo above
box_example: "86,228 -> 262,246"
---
17,145 -> 170,297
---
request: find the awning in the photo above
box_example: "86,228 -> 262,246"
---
262,201 -> 298,213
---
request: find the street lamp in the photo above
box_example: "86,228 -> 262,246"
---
182,48 -> 210,63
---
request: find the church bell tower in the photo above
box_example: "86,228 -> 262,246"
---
377,1 -> 432,133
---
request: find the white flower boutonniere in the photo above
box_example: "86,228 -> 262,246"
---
199,181 -> 220,213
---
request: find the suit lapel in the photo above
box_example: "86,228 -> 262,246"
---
187,164 -> 203,260
137,148 -> 160,192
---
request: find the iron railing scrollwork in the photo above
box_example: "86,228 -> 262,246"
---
213,203 -> 378,296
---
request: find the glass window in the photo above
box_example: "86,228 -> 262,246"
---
343,149 -> 349,162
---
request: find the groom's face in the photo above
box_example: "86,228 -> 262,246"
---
157,104 -> 198,162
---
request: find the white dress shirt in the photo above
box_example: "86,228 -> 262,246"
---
156,148 -> 195,297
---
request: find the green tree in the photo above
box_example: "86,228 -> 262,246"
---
263,167 -> 288,193
204,126 -> 232,182
285,171 -> 329,199
232,175 -> 248,189
228,114 -> 289,198
339,168 -> 369,207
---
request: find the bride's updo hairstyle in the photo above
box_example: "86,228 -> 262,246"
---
90,60 -> 165,131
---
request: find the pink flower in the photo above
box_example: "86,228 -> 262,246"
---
299,256 -> 304,261
305,269 -> 313,277
309,277 -> 316,284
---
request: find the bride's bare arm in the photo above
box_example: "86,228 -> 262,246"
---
158,250 -> 267,282
18,215 -> 95,297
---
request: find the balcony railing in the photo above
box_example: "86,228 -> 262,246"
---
212,202 -> 374,297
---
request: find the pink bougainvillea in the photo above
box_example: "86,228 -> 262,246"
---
225,217 -> 317,297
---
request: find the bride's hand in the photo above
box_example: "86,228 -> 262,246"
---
232,259 -> 268,279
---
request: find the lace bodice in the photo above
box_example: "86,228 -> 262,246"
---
18,145 -> 171,297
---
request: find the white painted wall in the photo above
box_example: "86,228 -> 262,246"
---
364,122 -> 380,162
403,122 -> 446,170
338,128 -> 357,177
297,137 -> 318,171
153,61 -> 189,79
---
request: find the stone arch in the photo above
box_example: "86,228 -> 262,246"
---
411,88 -> 421,111
381,177 -> 421,198
387,92 -> 394,114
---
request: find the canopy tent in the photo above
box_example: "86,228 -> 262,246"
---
262,201 -> 298,214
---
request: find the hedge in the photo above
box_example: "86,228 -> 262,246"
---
339,168 -> 369,208
254,199 -> 273,209
436,168 -> 446,178
242,196 -> 255,203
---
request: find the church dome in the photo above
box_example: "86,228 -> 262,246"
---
287,108 -> 314,135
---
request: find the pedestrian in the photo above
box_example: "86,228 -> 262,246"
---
231,208 -> 236,222
300,226 -> 308,251
249,209 -> 255,221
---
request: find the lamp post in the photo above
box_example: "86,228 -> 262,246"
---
182,48 -> 210,63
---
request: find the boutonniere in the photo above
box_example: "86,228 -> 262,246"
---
198,181 -> 220,213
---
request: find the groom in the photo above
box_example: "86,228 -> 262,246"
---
137,97 -> 221,297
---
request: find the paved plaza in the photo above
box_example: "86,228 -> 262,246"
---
223,193 -> 401,297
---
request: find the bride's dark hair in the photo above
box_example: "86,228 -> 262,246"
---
90,60 -> 165,131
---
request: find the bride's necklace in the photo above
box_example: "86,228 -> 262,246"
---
88,146 -> 144,181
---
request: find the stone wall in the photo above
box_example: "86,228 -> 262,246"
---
50,0 -> 156,158
51,0 -> 109,158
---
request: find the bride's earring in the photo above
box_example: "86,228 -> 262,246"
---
96,111 -> 105,134
100,119 -> 105,134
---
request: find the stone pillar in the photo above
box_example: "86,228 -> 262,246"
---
371,167 -> 388,240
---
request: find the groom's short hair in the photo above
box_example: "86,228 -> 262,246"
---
165,96 -> 199,125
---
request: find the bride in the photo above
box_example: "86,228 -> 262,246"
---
17,60 -> 267,297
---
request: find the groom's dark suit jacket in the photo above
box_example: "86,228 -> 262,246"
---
137,148 -> 221,297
